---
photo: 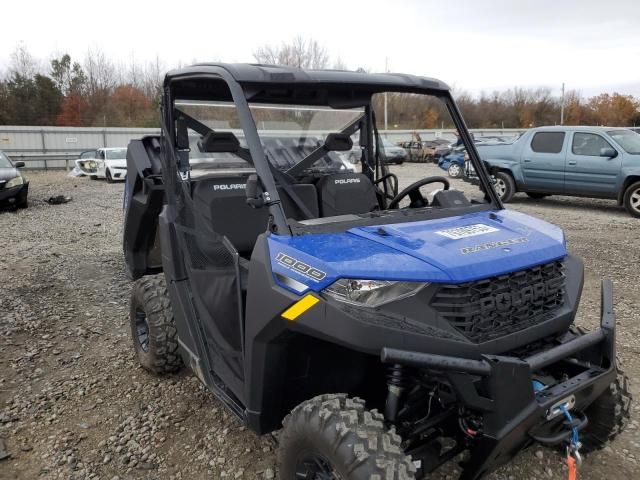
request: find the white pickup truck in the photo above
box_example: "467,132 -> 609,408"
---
75,147 -> 127,182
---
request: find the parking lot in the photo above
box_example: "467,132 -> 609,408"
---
1,165 -> 639,480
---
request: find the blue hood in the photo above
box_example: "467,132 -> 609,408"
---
268,209 -> 567,293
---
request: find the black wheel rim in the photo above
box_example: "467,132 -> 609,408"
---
135,309 -> 150,352
295,452 -> 342,479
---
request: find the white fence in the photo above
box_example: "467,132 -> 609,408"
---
0,125 -> 527,170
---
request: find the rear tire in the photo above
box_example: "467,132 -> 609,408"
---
278,394 -> 416,480
623,181 -> 640,218
494,171 -> 516,202
526,192 -> 548,200
581,367 -> 631,453
130,274 -> 183,375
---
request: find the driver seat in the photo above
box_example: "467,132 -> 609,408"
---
316,173 -> 379,217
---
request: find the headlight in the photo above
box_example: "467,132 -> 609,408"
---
323,278 -> 428,307
6,175 -> 24,188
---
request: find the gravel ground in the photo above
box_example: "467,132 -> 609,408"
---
1,166 -> 638,480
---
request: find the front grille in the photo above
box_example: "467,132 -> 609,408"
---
430,261 -> 565,343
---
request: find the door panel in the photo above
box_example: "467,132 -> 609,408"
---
175,182 -> 246,400
565,132 -> 621,197
522,131 -> 567,193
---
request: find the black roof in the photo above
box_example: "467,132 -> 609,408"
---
165,63 -> 450,95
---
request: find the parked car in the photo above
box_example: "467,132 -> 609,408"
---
0,150 -> 28,209
467,126 -> 640,217
437,148 -> 467,177
75,147 -> 128,182
399,139 -> 444,162
380,138 -> 407,164
344,136 -> 407,165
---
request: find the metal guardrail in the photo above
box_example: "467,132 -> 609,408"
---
0,126 -> 160,170
2,126 -> 528,171
9,154 -> 78,171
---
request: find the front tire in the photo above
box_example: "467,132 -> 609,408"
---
623,181 -> 640,218
105,169 -> 114,183
581,368 -> 631,453
278,394 -> 416,480
448,163 -> 463,178
130,274 -> 183,374
494,171 -> 516,202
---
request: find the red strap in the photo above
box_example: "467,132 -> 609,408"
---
567,455 -> 577,480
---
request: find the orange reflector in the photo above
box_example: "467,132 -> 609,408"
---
281,295 -> 319,321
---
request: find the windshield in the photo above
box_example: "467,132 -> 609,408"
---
175,100 -> 362,174
172,90 -> 493,230
608,129 -> 640,154
251,103 -> 363,172
105,148 -> 127,160
0,151 -> 12,168
175,100 -> 252,173
369,92 -> 488,208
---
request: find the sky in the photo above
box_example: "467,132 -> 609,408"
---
2,0 -> 639,98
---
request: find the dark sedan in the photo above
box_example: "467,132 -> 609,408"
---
380,138 -> 408,164
0,151 -> 29,208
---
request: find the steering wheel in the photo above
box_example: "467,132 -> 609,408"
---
388,176 -> 450,209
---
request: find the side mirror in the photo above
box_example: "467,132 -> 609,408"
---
600,147 -> 617,158
14,161 -> 25,168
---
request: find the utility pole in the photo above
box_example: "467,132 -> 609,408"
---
560,82 -> 565,125
384,57 -> 388,132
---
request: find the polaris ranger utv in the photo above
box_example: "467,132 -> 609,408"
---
122,63 -> 631,480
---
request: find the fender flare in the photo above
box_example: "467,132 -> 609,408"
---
618,175 -> 640,205
483,159 -> 522,188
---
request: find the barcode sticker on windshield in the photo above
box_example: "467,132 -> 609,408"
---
435,224 -> 499,239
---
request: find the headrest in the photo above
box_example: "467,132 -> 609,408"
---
324,133 -> 353,152
198,131 -> 240,153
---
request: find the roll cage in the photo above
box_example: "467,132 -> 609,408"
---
160,63 -> 503,235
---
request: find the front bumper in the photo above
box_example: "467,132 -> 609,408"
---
0,183 -> 28,204
382,279 -> 618,480
109,167 -> 127,180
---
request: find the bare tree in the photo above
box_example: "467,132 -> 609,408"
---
253,36 -> 329,69
9,43 -> 39,79
140,56 -> 165,100
84,48 -> 116,96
